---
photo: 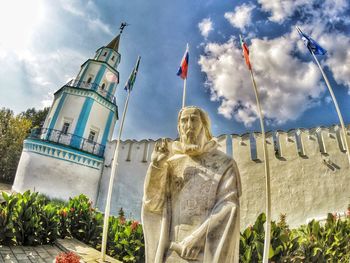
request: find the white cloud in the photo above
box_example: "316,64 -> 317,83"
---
224,3 -> 255,31
257,0 -> 349,24
322,34 -> 350,92
198,33 -> 326,127
60,0 -> 112,35
257,0 -> 309,23
198,18 -> 213,38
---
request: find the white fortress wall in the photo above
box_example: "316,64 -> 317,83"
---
97,125 -> 350,228
96,139 -> 156,218
13,139 -> 104,203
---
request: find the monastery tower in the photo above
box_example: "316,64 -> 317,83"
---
13,32 -> 123,202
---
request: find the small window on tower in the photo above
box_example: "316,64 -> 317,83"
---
87,77 -> 92,84
103,51 -> 107,56
62,122 -> 70,135
111,55 -> 115,61
101,83 -> 106,90
88,130 -> 96,142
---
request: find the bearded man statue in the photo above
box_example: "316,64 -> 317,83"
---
142,106 -> 242,263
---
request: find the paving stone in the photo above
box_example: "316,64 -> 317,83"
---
30,259 -> 46,263
46,248 -> 61,256
10,247 -> 24,253
3,253 -> 16,260
4,259 -> 19,263
22,247 -> 34,252
31,259 -> 46,263
0,246 -> 11,252
18,260 -> 32,263
25,252 -> 39,260
15,254 -> 28,260
37,252 -> 51,259
34,247 -> 46,253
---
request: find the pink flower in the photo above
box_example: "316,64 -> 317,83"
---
70,208 -> 75,212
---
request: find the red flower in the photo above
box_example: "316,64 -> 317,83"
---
131,220 -> 139,231
70,208 -> 75,212
56,252 -> 80,263
60,210 -> 67,217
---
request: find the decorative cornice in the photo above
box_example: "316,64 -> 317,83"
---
23,139 -> 103,170
55,87 -> 118,117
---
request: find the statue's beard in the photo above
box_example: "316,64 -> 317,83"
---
180,129 -> 206,155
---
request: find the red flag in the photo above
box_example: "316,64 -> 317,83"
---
239,35 -> 252,70
177,44 -> 189,79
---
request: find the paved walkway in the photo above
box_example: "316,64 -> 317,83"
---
56,238 -> 120,263
0,239 -> 120,263
0,244 -> 62,263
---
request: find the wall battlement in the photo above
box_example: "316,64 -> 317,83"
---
97,124 -> 350,228
113,124 -> 350,165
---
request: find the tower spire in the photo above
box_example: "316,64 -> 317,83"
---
106,22 -> 129,52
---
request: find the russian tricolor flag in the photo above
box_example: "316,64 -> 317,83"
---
177,44 -> 189,79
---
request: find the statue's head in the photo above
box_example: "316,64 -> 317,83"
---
177,106 -> 213,147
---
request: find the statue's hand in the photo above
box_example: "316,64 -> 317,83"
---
151,138 -> 170,168
170,234 -> 203,260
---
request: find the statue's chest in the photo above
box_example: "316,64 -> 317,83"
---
168,156 -> 222,222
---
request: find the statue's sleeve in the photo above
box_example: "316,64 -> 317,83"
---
202,161 -> 241,263
142,162 -> 168,214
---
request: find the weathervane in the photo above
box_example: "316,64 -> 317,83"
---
120,22 -> 129,34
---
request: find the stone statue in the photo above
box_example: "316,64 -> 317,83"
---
142,106 -> 242,263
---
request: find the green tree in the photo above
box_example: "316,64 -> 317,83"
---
0,108 -> 32,183
19,107 -> 49,128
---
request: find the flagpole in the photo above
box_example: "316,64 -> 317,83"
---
101,89 -> 131,261
311,51 -> 350,166
249,69 -> 271,263
182,43 -> 189,108
182,78 -> 187,108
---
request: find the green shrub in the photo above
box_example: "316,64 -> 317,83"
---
0,192 -> 17,244
65,194 -> 103,246
0,190 -> 348,263
106,214 -> 144,263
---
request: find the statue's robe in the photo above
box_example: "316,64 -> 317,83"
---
142,140 -> 242,263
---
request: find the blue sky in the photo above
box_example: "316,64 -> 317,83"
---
0,0 -> 349,140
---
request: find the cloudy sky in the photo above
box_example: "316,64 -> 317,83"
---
0,0 -> 349,140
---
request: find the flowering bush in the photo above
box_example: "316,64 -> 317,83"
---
55,251 -> 80,263
240,211 -> 350,262
1,190 -> 349,263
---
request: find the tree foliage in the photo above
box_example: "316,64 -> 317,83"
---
0,107 -> 48,183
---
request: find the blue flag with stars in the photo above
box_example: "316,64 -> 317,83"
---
296,27 -> 327,55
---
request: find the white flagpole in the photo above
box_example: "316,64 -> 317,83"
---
182,78 -> 187,108
249,69 -> 271,263
101,89 -> 131,261
182,43 -> 189,108
311,51 -> 350,166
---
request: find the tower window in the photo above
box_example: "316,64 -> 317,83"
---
101,83 -> 106,90
87,77 -> 92,84
61,122 -> 70,135
103,51 -> 107,56
111,55 -> 115,61
88,130 -> 97,142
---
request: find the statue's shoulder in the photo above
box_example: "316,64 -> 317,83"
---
208,148 -> 234,165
